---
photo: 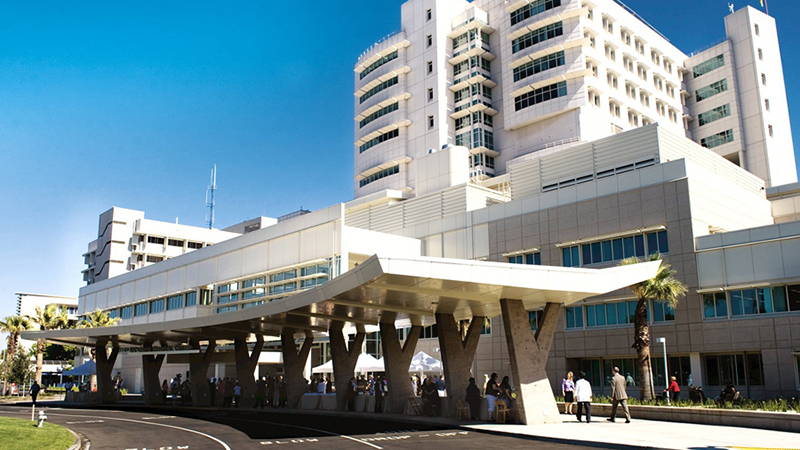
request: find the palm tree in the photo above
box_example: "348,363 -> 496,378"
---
0,316 -> 32,358
620,253 -> 687,400
76,310 -> 120,329
29,305 -> 70,384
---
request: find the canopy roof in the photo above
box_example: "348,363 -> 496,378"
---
22,254 -> 659,348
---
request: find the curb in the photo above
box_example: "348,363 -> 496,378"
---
465,427 -> 672,450
64,425 -> 90,450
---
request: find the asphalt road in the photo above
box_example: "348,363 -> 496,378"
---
0,403 -> 600,450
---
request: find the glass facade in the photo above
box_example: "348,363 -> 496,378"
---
510,0 -> 561,26
695,79 -> 727,102
704,353 -> 763,386
359,76 -> 398,104
703,285 -> 798,319
359,164 -> 400,187
359,129 -> 399,154
567,299 -> 673,330
700,129 -> 734,149
512,22 -> 563,54
359,102 -> 399,128
514,81 -> 567,112
698,104 -> 731,126
359,51 -> 398,80
508,252 -> 541,265
692,54 -> 724,78
513,51 -> 565,82
562,230 -> 668,267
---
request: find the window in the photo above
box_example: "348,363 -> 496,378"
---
758,48 -> 763,60
120,306 -> 133,319
562,246 -> 581,267
427,88 -> 434,101
512,22 -> 563,54
764,99 -> 770,111
513,51 -> 565,82
359,102 -> 399,128
187,241 -> 203,249
200,289 -> 212,305
698,104 -> 731,126
607,72 -> 618,89
426,8 -> 431,21
168,239 -> 184,247
761,73 -> 766,85
514,81 -> 567,112
359,76 -> 399,104
165,295 -> 181,310
359,129 -> 399,154
185,291 -> 197,307
529,310 -> 544,331
651,300 -> 675,323
134,303 -> 148,317
695,79 -> 727,102
508,252 -> 541,265
563,231 -> 668,267
359,164 -> 400,187
269,282 -> 296,295
703,292 -> 728,318
700,129 -> 734,149
147,236 -> 165,245
692,54 -> 724,78
217,293 -> 239,305
769,125 -> 773,137
510,0 -> 561,26
217,305 -> 238,314
108,308 -> 119,319
427,61 -> 433,74
149,298 -> 165,313
565,306 -> 584,329
605,45 -> 616,61
269,270 -> 296,283
428,115 -> 434,129
704,353 -> 763,386
426,34 -> 432,47
635,39 -> 645,55
754,24 -> 759,35
419,324 -> 438,339
359,51 -> 398,80
217,282 -> 239,294
146,255 -> 164,263
585,301 -> 637,328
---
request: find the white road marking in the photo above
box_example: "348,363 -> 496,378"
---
227,417 -> 382,449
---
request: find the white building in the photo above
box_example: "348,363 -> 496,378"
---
82,207 -> 242,285
353,0 -> 795,199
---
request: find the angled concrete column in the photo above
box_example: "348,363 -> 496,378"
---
379,318 -> 422,414
234,335 -> 263,407
142,340 -> 165,405
189,339 -> 216,406
329,321 -> 366,411
436,313 -> 484,418
500,299 -> 561,425
281,329 -> 314,409
95,339 -> 120,404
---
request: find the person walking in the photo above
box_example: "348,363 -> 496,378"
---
161,380 -> 169,402
574,371 -> 592,423
255,377 -> 267,409
208,378 -> 217,406
233,382 -> 243,407
607,366 -> 631,423
465,377 -> 482,420
667,376 -> 680,402
30,380 -> 41,406
485,373 -> 500,421
562,372 -> 575,415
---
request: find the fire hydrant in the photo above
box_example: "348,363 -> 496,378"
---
37,410 -> 47,428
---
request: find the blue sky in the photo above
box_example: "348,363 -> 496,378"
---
0,0 -> 796,329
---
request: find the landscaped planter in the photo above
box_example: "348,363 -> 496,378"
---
558,402 -> 800,432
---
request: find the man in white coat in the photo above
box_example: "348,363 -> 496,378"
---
574,370 -> 593,423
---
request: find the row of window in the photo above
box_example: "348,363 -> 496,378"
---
359,102 -> 398,129
455,128 -> 494,151
359,164 -> 400,188
360,51 -> 398,80
454,56 -> 491,79
562,231 -> 669,268
215,260 -> 337,308
510,0 -> 561,26
565,298 -> 674,330
695,79 -> 727,103
700,129 -> 733,149
698,104 -> 731,126
455,111 -> 493,131
702,285 -> 800,319
512,22 -> 563,54
359,129 -> 399,154
412,318 -> 493,340
109,291 -> 202,320
513,51 -> 565,83
514,81 -> 567,112
508,251 -> 541,265
359,76 -> 398,104
542,158 -> 655,193
693,54 -> 725,79
470,153 -> 495,170
454,84 -> 492,103
452,30 -> 491,52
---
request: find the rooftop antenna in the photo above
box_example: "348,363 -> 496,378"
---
205,165 -> 217,229
728,3 -> 734,14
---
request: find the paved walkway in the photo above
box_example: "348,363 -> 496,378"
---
467,414 -> 800,450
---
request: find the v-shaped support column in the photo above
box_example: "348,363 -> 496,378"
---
500,299 -> 562,425
189,339 -> 216,406
234,335 -> 263,407
281,329 -> 314,409
329,321 -> 366,411
379,316 -> 422,414
142,340 -> 165,405
436,313 -> 484,418
95,339 -> 120,404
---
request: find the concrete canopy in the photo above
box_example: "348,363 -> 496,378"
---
22,254 -> 660,347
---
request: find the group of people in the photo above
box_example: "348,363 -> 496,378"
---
345,375 -> 388,411
307,376 -> 332,394
161,373 -> 192,406
562,368 -> 631,424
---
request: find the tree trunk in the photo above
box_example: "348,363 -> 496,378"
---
632,297 -> 653,400
35,339 -> 45,384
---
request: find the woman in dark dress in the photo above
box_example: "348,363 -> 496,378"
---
421,377 -> 440,416
465,377 -> 482,420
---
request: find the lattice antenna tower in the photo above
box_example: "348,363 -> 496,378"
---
205,164 -> 217,229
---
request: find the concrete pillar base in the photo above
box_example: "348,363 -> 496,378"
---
95,339 -> 120,404
500,299 -> 562,425
379,318 -> 422,414
330,321 -> 365,411
281,329 -> 314,409
436,313 -> 483,418
234,336 -> 263,407
189,339 -> 216,406
142,341 -> 165,406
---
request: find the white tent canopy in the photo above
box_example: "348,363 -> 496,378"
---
409,351 -> 442,373
63,360 -> 96,376
311,353 -> 383,374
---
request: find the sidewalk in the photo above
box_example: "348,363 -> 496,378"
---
467,414 -> 800,450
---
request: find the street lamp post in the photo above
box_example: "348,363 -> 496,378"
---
656,337 -> 669,405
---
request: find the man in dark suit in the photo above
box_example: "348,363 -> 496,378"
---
608,366 -> 631,423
